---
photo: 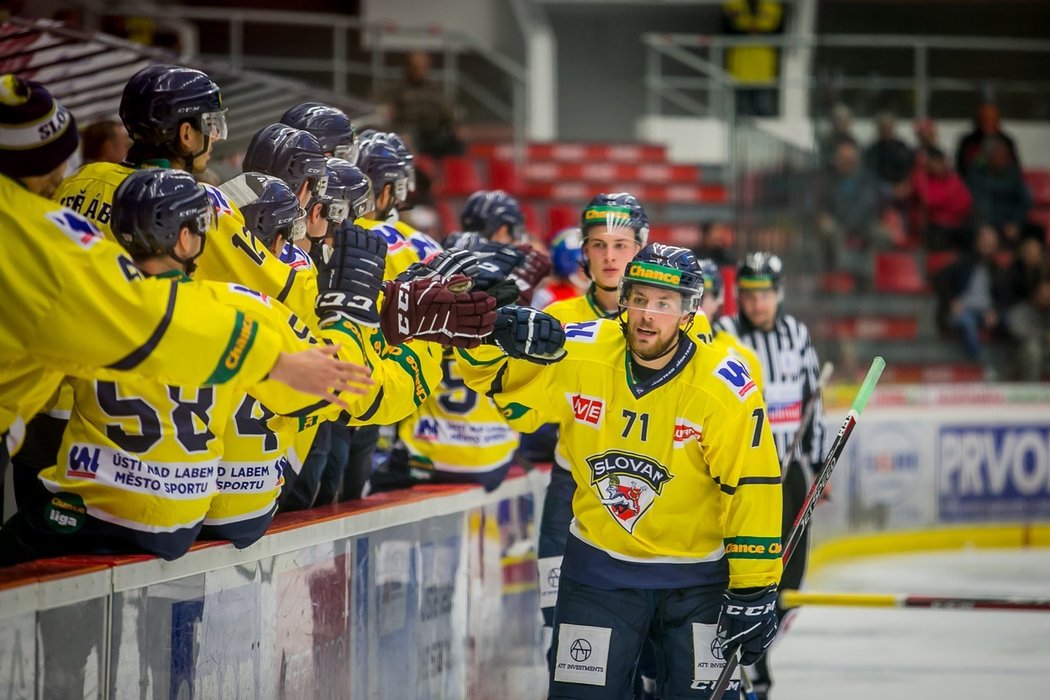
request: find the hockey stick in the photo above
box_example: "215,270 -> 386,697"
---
709,356 -> 886,699
780,361 -> 834,482
780,590 -> 1050,613
739,667 -> 759,700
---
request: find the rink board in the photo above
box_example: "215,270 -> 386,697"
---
0,472 -> 549,700
3,386 -> 1050,697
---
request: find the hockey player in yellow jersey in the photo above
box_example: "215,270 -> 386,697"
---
0,168 -> 384,564
53,64 -> 322,325
353,134 -> 424,280
697,257 -> 765,392
460,244 -> 782,699
0,75 -> 351,466
204,177 -> 486,541
532,195 -> 714,684
382,191 -> 550,492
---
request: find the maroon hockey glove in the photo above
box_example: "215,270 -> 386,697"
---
380,274 -> 497,348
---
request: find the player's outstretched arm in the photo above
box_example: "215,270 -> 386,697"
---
268,343 -> 373,411
457,305 -> 567,433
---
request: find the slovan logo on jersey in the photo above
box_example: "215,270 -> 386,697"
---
585,450 -> 673,533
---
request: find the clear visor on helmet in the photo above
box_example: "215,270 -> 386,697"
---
326,199 -> 350,225
186,206 -> 218,237
289,207 -> 308,241
199,110 -> 228,142
618,281 -> 696,316
351,187 -> 375,218
333,139 -> 360,165
311,174 -> 329,199
393,178 -> 409,205
405,164 -> 417,193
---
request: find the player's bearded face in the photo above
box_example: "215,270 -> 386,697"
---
623,285 -> 687,361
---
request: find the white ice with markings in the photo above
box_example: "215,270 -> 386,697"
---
770,548 -> 1050,699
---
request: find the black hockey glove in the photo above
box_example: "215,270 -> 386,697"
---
717,584 -> 778,667
485,305 -> 567,364
315,222 -> 388,328
395,248 -> 481,286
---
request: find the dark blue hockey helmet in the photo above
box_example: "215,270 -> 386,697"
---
119,64 -> 226,147
460,189 -> 525,241
280,102 -> 358,162
323,157 -> 375,223
697,258 -> 724,303
737,251 -> 783,293
221,172 -> 305,248
580,192 -> 649,245
618,243 -> 704,315
356,136 -> 409,211
380,131 -> 416,194
242,123 -> 328,199
111,168 -> 215,260
549,227 -> 583,278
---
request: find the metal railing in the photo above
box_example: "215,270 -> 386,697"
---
644,32 -> 1050,121
98,6 -> 528,149
2,16 -> 372,163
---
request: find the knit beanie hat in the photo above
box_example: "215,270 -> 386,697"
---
0,74 -> 79,178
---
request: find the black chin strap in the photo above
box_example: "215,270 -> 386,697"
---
183,134 -> 211,175
168,234 -> 207,276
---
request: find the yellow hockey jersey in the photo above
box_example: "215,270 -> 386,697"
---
459,320 -> 782,590
54,162 -> 320,324
38,273 -> 435,556
539,288 -> 720,477
354,216 -> 421,280
208,320 -> 443,542
708,317 -> 765,395
399,347 -> 519,483
0,174 -> 280,452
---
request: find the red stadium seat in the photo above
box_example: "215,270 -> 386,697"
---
874,252 -> 926,294
438,157 -> 482,197
546,204 -> 578,234
925,250 -> 958,279
487,158 -> 522,192
1023,170 -> 1050,207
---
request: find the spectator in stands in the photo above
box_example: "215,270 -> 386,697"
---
693,220 -> 736,267
379,51 -> 464,160
864,111 -> 913,206
818,140 -> 886,285
818,103 -> 857,168
956,102 -> 1020,179
1004,237 -> 1048,312
1005,277 -> 1050,381
721,0 -> 784,117
911,147 -> 973,251
966,137 -> 1035,250
80,118 -> 130,165
914,118 -> 940,153
933,225 -> 1010,374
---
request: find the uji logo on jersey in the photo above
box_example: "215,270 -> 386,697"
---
714,357 -> 757,399
585,450 -> 673,533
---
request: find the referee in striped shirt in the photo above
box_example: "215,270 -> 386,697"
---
714,251 -> 826,700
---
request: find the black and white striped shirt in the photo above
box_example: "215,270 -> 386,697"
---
715,313 -> 826,468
